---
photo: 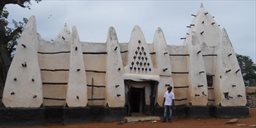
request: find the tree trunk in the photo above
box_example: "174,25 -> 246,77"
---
0,44 -> 11,107
0,44 -> 11,79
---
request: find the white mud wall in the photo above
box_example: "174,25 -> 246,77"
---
2,16 -> 43,108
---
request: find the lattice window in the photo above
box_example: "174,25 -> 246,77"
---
129,40 -> 152,73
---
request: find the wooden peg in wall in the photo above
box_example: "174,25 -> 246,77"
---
163,68 -> 168,72
235,69 -> 240,74
21,44 -> 26,48
237,94 -> 242,97
198,85 -> 204,87
200,31 -> 204,35
225,69 -> 231,73
22,62 -> 27,67
191,14 -> 196,17
114,46 -> 118,51
11,92 -> 15,95
199,71 -> 205,74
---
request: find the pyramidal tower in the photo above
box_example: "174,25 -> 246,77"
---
2,16 -> 43,108
184,3 -> 247,114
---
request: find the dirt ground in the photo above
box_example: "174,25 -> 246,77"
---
1,108 -> 256,128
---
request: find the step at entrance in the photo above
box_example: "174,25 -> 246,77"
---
124,116 -> 160,123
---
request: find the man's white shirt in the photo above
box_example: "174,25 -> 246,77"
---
164,91 -> 175,106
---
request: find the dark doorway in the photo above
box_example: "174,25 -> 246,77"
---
207,75 -> 213,87
129,87 -> 145,113
125,80 -> 158,116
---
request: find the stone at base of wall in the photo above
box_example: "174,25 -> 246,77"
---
155,105 -> 249,119
212,106 -> 249,118
63,107 -> 125,122
0,108 -> 45,124
0,106 -> 249,124
154,105 -> 188,118
186,106 -> 210,118
0,107 -> 125,124
156,105 -> 209,118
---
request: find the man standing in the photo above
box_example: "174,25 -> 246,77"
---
163,86 -> 175,122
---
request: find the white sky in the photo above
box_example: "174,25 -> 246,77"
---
6,0 -> 256,63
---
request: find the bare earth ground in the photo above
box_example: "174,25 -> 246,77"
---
1,108 -> 256,128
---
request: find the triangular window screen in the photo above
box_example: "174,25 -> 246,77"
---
129,40 -> 152,73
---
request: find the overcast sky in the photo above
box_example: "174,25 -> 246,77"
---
6,0 -> 256,62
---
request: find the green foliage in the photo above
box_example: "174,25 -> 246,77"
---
0,0 -> 41,84
0,0 -> 41,55
237,54 -> 256,86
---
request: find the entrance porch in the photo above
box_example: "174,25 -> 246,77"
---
124,80 -> 158,116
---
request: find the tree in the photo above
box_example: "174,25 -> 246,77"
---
237,54 -> 256,86
0,0 -> 41,81
0,0 -> 41,106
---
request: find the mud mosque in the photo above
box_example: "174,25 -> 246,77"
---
1,4 -> 248,121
